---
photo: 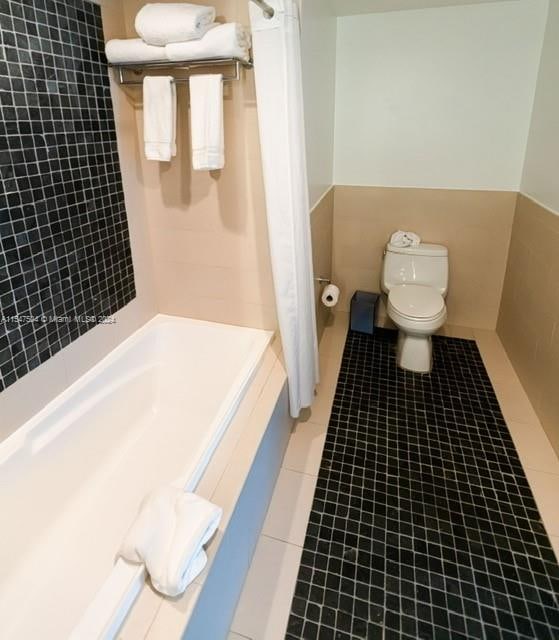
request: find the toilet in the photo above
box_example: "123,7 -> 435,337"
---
381,241 -> 449,373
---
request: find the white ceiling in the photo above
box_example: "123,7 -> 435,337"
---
330,0 -> 518,17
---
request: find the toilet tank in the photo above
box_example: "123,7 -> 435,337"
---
381,243 -> 449,296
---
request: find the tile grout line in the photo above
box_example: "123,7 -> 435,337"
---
259,532 -> 305,550
229,632 -> 253,640
281,464 -> 322,478
522,468 -> 559,477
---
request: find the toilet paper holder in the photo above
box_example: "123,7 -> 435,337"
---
314,277 -> 331,285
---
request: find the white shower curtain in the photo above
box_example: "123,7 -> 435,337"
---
249,0 -> 319,418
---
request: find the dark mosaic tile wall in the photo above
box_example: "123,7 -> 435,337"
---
0,0 -> 135,393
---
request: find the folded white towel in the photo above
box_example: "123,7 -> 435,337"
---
120,487 -> 222,597
390,230 -> 421,248
105,38 -> 167,64
143,76 -> 177,162
189,74 -> 224,171
165,23 -> 252,63
135,3 -> 216,46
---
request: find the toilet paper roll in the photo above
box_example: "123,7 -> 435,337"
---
321,284 -> 340,308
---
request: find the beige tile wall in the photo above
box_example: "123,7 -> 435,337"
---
116,0 -> 277,330
310,188 -> 334,341
332,186 -> 517,329
497,194 -> 559,456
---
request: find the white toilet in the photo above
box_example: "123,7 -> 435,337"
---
381,241 -> 449,373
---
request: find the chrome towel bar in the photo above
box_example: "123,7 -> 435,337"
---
109,58 -> 252,86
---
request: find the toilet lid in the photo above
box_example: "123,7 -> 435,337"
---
388,285 -> 445,319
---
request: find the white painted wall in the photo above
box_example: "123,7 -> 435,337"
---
333,0 -> 548,190
299,0 -> 337,208
330,0 -> 521,16
521,2 -> 559,215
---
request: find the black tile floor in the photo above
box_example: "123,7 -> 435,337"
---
286,329 -> 559,640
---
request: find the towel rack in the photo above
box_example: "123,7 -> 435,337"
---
110,57 -> 253,86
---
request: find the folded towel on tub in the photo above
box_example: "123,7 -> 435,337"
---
105,38 -> 168,64
165,23 -> 252,63
135,3 -> 216,46
143,76 -> 177,162
390,230 -> 421,248
189,74 -> 224,171
119,487 -> 222,597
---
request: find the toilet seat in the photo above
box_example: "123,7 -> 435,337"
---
388,284 -> 445,321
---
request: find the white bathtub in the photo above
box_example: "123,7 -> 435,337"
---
0,315 -> 272,640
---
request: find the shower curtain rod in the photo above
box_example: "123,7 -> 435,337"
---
250,0 -> 275,19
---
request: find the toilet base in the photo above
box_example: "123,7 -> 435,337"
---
396,332 -> 432,373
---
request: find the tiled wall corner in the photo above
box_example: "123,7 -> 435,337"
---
310,187 -> 334,342
497,194 -> 559,457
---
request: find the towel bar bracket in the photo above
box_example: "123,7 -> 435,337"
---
250,0 -> 275,19
111,57 -> 253,86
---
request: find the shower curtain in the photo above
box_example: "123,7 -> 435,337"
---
248,0 -> 319,418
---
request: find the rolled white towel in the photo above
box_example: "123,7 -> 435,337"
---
165,23 -> 252,63
120,487 -> 222,597
105,38 -> 168,64
390,230 -> 421,248
135,3 -> 216,46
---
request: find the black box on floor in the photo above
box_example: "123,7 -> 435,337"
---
350,291 -> 379,334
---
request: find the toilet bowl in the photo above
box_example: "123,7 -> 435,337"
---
381,240 -> 449,373
387,284 -> 447,372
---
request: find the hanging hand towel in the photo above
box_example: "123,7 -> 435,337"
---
135,3 -> 216,46
119,487 -> 222,597
165,23 -> 252,63
105,38 -> 168,64
143,76 -> 177,162
390,230 -> 421,248
189,74 -> 224,171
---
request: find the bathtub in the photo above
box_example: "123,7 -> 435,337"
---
0,315 -> 272,640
